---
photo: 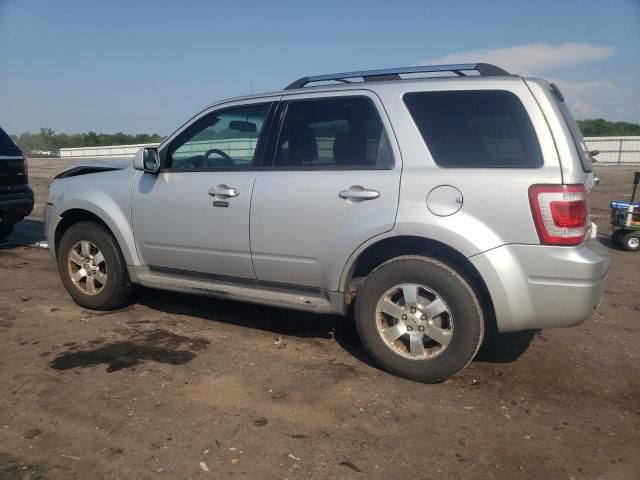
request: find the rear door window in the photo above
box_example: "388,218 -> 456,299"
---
403,90 -> 543,168
273,96 -> 393,169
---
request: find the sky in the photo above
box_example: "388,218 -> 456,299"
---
1,0 -> 639,135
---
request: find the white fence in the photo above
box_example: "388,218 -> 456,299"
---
57,137 -> 374,162
58,136 -> 640,165
59,143 -> 158,159
584,137 -> 640,165
172,139 -> 257,162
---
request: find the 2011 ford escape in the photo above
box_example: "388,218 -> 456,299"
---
44,63 -> 609,382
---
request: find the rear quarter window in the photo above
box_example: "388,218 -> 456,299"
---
403,90 -> 543,168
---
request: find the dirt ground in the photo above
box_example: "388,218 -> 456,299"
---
1,159 -> 638,479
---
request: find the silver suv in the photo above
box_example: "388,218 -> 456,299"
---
44,64 -> 609,382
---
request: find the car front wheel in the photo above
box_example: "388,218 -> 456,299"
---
355,255 -> 484,383
57,221 -> 133,310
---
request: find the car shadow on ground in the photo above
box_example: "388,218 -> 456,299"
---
0,218 -> 45,250
138,288 -> 536,370
475,329 -> 538,363
137,288 -> 374,364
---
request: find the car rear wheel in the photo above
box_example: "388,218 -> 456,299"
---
355,255 -> 484,383
57,221 -> 133,310
0,223 -> 14,241
621,231 -> 640,252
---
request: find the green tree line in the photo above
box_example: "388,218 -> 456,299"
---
576,119 -> 640,137
10,128 -> 164,153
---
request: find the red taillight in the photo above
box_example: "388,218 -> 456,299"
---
549,200 -> 586,228
529,184 -> 588,246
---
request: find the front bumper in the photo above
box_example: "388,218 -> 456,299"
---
43,203 -> 62,260
0,186 -> 34,223
470,237 -> 609,332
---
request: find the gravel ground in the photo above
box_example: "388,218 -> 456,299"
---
0,159 -> 638,479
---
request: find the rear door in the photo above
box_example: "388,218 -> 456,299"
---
250,90 -> 402,290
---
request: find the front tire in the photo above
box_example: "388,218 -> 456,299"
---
355,256 -> 484,383
57,221 -> 133,310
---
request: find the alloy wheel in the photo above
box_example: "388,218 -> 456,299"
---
67,240 -> 108,295
375,283 -> 454,360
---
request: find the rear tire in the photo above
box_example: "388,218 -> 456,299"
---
621,231 -> 640,252
57,221 -> 133,310
0,223 -> 14,241
355,256 -> 484,383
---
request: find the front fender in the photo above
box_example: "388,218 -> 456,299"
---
51,170 -> 140,266
57,198 -> 139,265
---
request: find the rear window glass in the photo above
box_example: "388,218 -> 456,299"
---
403,90 -> 543,168
556,96 -> 592,172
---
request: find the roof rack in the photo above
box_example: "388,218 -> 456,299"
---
285,63 -> 511,90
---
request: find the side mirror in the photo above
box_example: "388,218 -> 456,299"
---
133,147 -> 160,173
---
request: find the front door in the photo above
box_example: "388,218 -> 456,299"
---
132,101 -> 274,278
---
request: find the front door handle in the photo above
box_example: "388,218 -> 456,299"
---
208,185 -> 240,198
339,186 -> 380,202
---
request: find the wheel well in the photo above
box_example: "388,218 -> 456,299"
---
54,209 -> 112,257
347,236 -> 496,331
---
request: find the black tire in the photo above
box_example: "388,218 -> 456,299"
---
621,231 -> 640,252
612,229 -> 626,247
57,221 -> 133,310
0,223 -> 14,241
355,256 -> 484,383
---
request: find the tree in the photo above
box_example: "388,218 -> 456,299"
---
10,129 -> 164,153
577,119 -> 640,137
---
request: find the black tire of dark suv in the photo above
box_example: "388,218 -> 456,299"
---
0,223 -> 14,240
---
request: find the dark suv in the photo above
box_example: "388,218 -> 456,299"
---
0,127 -> 34,240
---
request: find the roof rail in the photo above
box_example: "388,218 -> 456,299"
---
285,63 -> 511,90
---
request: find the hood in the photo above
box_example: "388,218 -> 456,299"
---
55,158 -> 132,179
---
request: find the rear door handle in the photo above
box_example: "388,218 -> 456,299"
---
339,186 -> 380,202
208,185 -> 239,198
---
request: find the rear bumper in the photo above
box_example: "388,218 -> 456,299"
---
470,237 -> 609,332
0,186 -> 34,223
